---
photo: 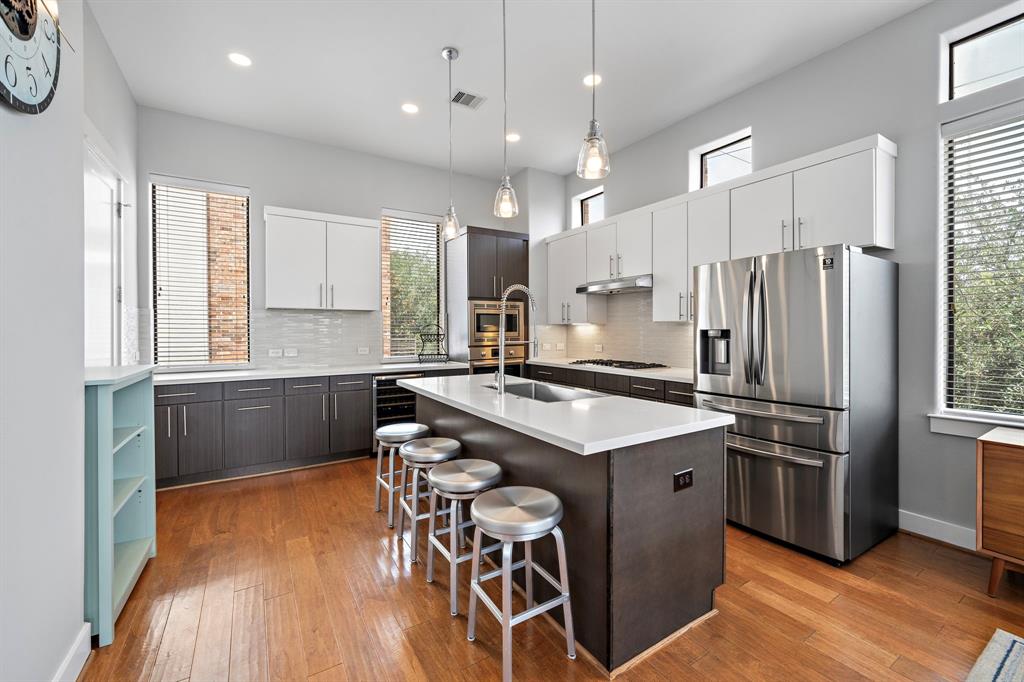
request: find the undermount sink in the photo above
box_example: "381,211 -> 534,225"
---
485,381 -> 606,403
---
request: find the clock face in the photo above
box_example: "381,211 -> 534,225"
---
0,0 -> 60,114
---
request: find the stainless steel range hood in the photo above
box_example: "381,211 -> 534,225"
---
576,274 -> 653,295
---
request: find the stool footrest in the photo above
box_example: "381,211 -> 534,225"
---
428,534 -> 502,565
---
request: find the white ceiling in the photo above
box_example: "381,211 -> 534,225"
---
89,0 -> 929,179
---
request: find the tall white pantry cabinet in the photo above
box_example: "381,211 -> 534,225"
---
264,206 -> 380,311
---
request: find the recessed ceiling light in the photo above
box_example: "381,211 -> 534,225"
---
505,132 -> 521,142
228,52 -> 252,67
583,73 -> 602,87
401,102 -> 420,114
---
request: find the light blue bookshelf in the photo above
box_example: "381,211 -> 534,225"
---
84,366 -> 156,647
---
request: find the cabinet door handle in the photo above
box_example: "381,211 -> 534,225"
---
689,291 -> 694,321
500,276 -> 504,293
166,407 -> 171,438
292,383 -> 323,389
333,393 -> 338,420
158,391 -> 196,398
617,253 -> 622,276
237,405 -> 272,411
331,284 -> 335,307
609,255 -> 613,278
797,217 -> 804,249
320,283 -> 324,307
493,275 -> 497,297
678,292 -> 683,319
566,302 -> 571,322
561,302 -> 565,323
183,405 -> 188,437
780,220 -> 787,252
237,386 -> 271,392
632,384 -> 657,391
322,394 -> 327,421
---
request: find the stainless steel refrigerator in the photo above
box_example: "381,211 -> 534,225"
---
694,244 -> 897,562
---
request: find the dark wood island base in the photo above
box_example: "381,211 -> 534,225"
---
417,395 -> 727,672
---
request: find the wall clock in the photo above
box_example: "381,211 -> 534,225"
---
0,0 -> 59,114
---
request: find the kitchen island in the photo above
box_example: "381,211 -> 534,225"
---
398,373 -> 733,673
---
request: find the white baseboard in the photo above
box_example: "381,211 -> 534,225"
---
899,509 -> 976,550
52,623 -> 91,682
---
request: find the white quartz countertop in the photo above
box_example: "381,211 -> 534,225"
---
85,365 -> 156,386
399,374 -> 732,455
152,361 -> 468,386
527,357 -> 694,383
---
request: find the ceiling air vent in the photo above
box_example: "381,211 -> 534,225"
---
452,90 -> 486,110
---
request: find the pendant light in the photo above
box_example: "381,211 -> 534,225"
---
576,0 -> 610,180
493,0 -> 519,218
441,46 -> 461,239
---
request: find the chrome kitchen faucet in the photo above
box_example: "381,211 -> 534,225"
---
497,284 -> 537,394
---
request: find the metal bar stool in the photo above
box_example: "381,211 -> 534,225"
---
374,423 -> 430,528
397,437 -> 461,562
426,459 -> 504,615
467,486 -> 576,682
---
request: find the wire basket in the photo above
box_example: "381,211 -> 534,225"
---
417,324 -> 449,364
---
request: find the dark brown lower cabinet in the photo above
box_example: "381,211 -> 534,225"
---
330,390 -> 372,455
224,397 -> 285,468
155,405 -> 178,479
177,401 -> 223,475
285,393 -> 330,460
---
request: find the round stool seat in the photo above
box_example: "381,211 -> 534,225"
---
471,486 -> 563,538
376,422 -> 429,445
399,437 -> 461,464
428,459 -> 502,495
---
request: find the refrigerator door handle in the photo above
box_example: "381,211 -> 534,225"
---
756,267 -> 767,385
742,269 -> 754,384
702,400 -> 825,424
728,441 -> 824,468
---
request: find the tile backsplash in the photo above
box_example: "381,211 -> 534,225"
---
565,292 -> 693,368
249,308 -> 381,366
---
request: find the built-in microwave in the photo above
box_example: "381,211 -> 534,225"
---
469,299 -> 524,346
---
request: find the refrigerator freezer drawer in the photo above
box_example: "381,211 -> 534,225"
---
726,433 -> 849,561
695,392 -> 848,453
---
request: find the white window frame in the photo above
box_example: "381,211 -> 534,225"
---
939,4 -> 1024,105
148,173 -> 252,372
688,127 -> 752,192
571,185 -> 605,228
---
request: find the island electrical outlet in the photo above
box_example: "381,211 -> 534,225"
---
673,468 -> 694,492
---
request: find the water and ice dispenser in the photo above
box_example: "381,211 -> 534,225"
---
699,329 -> 731,376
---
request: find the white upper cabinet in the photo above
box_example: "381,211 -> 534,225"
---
793,149 -> 893,250
730,173 -> 794,260
688,192 -> 731,268
266,214 -> 327,309
265,208 -> 379,311
652,203 -> 688,322
586,222 -> 618,281
326,222 -> 379,311
616,210 -> 653,277
548,231 -> 605,325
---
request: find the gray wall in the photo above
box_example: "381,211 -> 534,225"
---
0,2 -> 88,679
563,0 -> 1021,539
137,107 -> 523,366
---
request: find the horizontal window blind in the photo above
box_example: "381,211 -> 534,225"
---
943,114 -> 1024,416
380,215 -> 440,359
152,183 -> 250,366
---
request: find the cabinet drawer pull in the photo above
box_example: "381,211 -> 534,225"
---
237,386 -> 271,392
334,380 -> 365,386
292,383 -> 323,389
668,390 -> 694,397
158,391 -> 196,398
237,405 -> 272,411
632,384 -> 657,391
537,370 -> 553,376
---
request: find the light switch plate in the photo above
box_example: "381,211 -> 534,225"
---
556,343 -> 565,351
284,348 -> 299,357
594,344 -> 604,352
357,347 -> 370,355
542,343 -> 552,351
268,349 -> 283,358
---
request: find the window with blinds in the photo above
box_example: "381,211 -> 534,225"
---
380,215 -> 441,359
152,182 -> 250,366
942,113 -> 1024,417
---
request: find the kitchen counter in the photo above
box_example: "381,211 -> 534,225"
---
527,357 -> 694,383
85,364 -> 156,386
399,374 -> 730,455
152,361 -> 468,386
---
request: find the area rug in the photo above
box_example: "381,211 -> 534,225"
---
968,629 -> 1024,682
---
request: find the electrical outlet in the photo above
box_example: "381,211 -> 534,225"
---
594,344 -> 604,352
284,348 -> 299,358
542,343 -> 552,351
357,347 -> 370,355
268,349 -> 283,358
673,468 -> 694,492
556,342 -> 565,351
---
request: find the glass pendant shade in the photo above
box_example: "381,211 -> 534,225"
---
577,120 -> 610,180
493,176 -> 519,218
441,204 -> 461,240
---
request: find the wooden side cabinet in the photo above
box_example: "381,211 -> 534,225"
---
977,427 -> 1024,596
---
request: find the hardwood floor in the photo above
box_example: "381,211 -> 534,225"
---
80,457 -> 1024,681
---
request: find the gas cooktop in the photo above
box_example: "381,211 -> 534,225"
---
570,359 -> 668,370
